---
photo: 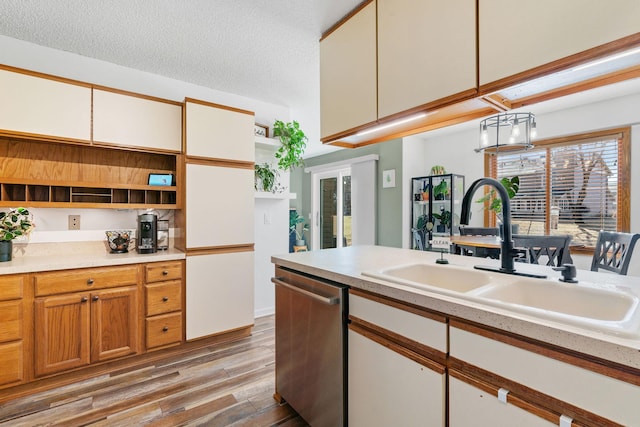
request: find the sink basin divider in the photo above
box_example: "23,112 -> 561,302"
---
474,264 -> 547,279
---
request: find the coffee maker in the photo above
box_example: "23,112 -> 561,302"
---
137,213 -> 158,254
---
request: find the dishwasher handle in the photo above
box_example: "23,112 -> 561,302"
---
272,277 -> 340,305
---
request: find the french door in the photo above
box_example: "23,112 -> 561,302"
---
312,168 -> 352,250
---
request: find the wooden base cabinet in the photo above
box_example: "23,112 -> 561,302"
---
0,274 -> 26,388
348,290 -> 447,427
144,261 -> 184,350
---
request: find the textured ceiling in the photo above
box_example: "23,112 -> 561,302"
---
0,0 -> 361,153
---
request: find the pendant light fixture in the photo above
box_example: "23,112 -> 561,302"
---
476,112 -> 536,153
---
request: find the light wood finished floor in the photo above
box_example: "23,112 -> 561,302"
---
0,315 -> 309,427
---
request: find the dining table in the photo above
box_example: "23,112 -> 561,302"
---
450,235 -> 580,263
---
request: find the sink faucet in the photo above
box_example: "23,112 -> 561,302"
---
460,177 -> 516,274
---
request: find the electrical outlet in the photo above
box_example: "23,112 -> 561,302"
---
68,215 -> 81,230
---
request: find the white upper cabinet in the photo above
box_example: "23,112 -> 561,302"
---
480,0 -> 640,86
93,89 -> 182,152
185,100 -> 254,162
377,0 -> 477,119
320,0 -> 377,140
0,69 -> 91,142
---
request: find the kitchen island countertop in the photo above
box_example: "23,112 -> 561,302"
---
272,245 -> 640,370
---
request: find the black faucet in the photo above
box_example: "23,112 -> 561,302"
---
460,178 -> 517,274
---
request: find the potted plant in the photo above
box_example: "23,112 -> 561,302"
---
273,120 -> 308,171
433,180 -> 449,200
254,163 -> 279,193
476,176 -> 519,222
432,208 -> 452,233
289,211 -> 309,247
0,207 -> 35,262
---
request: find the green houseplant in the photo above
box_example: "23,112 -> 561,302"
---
476,176 -> 520,222
0,207 -> 35,262
273,120 -> 308,171
254,163 -> 279,193
289,210 -> 309,246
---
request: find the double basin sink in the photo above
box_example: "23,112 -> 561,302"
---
362,262 -> 640,338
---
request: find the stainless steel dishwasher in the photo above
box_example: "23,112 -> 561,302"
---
272,266 -> 348,427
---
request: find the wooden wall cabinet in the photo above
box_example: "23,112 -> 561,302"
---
144,261 -> 184,350
0,68 -> 91,143
479,0 -> 640,86
0,275 -> 26,389
184,99 -> 254,162
319,0 -> 377,140
33,266 -> 140,377
377,0 -> 476,119
93,89 -> 182,152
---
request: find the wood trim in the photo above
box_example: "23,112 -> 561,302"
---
320,0 -> 374,41
349,321 -> 446,374
0,63 -> 93,88
91,85 -> 183,106
449,369 -> 594,427
0,324 -> 251,404
508,65 -> 640,109
185,244 -> 255,256
90,140 -> 182,155
618,129 -> 631,232
349,288 -> 447,323
0,130 -> 92,146
350,315 -> 446,366
184,97 -> 254,117
450,319 -> 640,387
479,32 -> 640,95
480,94 -> 511,111
185,155 -> 254,170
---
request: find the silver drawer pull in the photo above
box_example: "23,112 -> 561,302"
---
271,277 -> 339,305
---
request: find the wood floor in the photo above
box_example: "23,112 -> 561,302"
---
0,315 -> 310,427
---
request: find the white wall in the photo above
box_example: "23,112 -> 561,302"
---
0,35 -> 290,315
411,90 -> 640,276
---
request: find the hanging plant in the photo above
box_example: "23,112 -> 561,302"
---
273,120 -> 308,171
254,163 -> 279,192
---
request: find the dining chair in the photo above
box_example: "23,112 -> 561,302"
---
512,234 -> 572,267
590,231 -> 640,275
458,226 -> 500,258
411,228 -> 425,251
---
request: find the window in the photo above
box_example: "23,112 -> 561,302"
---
486,128 -> 630,248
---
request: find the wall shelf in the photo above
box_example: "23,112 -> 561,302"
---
255,191 -> 296,200
254,136 -> 280,150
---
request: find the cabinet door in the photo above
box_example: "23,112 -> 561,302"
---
449,375 -> 555,427
0,69 -> 91,141
35,293 -> 91,376
348,328 -> 445,427
377,0 -> 476,119
480,0 -> 640,86
0,341 -> 23,387
93,89 -> 182,152
320,0 -> 377,139
91,286 -> 139,362
185,163 -> 254,248
186,252 -> 254,340
185,100 -> 254,162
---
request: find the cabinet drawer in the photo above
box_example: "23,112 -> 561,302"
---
145,261 -> 183,283
146,312 -> 182,349
450,324 -> 640,426
0,300 -> 22,343
0,275 -> 24,301
0,341 -> 23,387
349,292 -> 447,353
34,265 -> 139,296
145,280 -> 182,316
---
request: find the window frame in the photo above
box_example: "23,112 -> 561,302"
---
484,127 -> 631,252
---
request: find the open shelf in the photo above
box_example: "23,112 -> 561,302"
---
255,191 -> 296,200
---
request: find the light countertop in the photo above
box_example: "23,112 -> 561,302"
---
0,241 -> 185,274
272,245 -> 640,370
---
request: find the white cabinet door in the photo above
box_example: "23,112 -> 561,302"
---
0,69 -> 91,141
320,1 -> 377,140
377,0 -> 476,119
93,89 -> 182,152
186,252 -> 254,340
185,100 -> 254,162
185,164 -> 254,248
449,376 -> 555,427
348,328 -> 445,427
480,0 -> 640,85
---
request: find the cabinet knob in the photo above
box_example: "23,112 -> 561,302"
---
92,295 -> 99,302
162,270 -> 169,276
87,278 -> 95,285
162,296 -> 169,302
81,296 -> 88,303
162,326 -> 169,333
